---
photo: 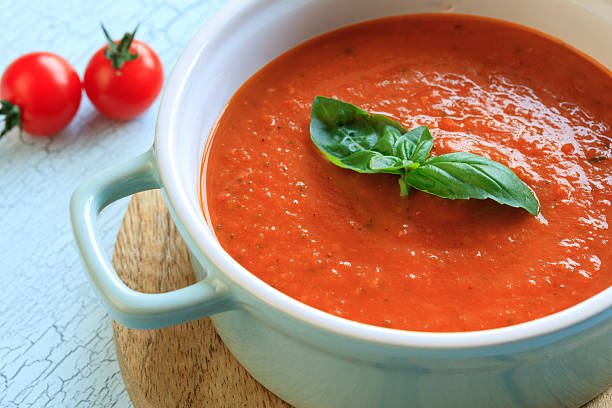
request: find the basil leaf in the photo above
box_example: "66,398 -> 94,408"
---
310,96 -> 539,215
404,152 -> 539,215
310,96 -> 416,174
400,126 -> 433,163
373,125 -> 402,156
339,151 -> 402,174
369,155 -> 404,170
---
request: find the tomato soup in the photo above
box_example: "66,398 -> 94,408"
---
202,15 -> 612,332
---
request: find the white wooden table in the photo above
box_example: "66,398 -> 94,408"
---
1,1 -> 610,407
0,1 -> 227,406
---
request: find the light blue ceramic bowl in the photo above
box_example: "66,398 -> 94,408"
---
71,1 -> 612,406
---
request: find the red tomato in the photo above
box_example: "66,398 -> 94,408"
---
84,39 -> 163,120
0,52 -> 82,136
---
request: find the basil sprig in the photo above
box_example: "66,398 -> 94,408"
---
310,96 -> 539,215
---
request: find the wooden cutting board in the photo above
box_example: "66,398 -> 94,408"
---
112,190 -> 611,408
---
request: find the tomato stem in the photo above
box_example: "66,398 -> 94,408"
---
101,23 -> 139,70
0,100 -> 22,139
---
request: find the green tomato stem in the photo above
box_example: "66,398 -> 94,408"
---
0,100 -> 22,139
101,23 -> 139,70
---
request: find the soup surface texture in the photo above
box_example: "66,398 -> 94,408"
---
203,15 -> 612,332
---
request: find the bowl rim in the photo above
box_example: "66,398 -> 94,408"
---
155,0 -> 612,349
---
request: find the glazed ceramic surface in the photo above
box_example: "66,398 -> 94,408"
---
71,0 -> 612,407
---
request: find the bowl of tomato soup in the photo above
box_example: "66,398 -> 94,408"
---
71,0 -> 612,406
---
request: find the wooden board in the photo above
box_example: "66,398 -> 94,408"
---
112,190 -> 611,408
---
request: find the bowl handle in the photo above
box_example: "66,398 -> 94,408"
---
70,148 -> 234,329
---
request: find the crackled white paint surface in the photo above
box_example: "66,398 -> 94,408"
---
0,0 -> 227,406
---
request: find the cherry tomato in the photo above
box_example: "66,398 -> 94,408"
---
83,26 -> 163,120
0,52 -> 82,137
